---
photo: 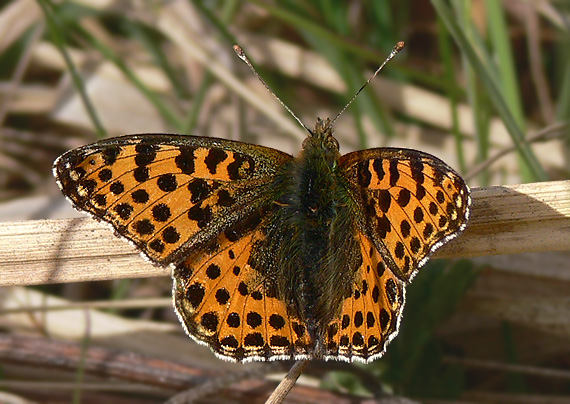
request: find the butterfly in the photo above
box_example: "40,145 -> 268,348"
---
53,44 -> 470,363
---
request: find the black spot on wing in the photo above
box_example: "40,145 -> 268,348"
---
389,160 -> 399,186
175,146 -> 196,175
205,149 -> 228,175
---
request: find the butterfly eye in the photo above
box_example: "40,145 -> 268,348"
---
324,136 -> 339,152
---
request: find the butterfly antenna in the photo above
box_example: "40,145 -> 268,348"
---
233,45 -> 312,134
329,41 -> 405,128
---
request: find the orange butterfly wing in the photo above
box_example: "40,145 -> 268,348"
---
341,148 -> 471,281
53,135 -> 291,266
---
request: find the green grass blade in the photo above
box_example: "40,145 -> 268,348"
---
38,0 -> 106,138
72,22 -> 184,130
431,0 -> 548,181
436,16 -> 467,173
183,0 -> 240,134
456,1 -> 491,185
123,20 -> 188,100
485,0 -> 525,127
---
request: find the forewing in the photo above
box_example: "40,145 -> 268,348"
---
53,134 -> 292,266
340,148 -> 470,281
173,211 -> 314,362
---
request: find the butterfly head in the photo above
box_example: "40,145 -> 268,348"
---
302,118 -> 340,165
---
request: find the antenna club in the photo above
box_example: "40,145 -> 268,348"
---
233,44 -> 246,60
